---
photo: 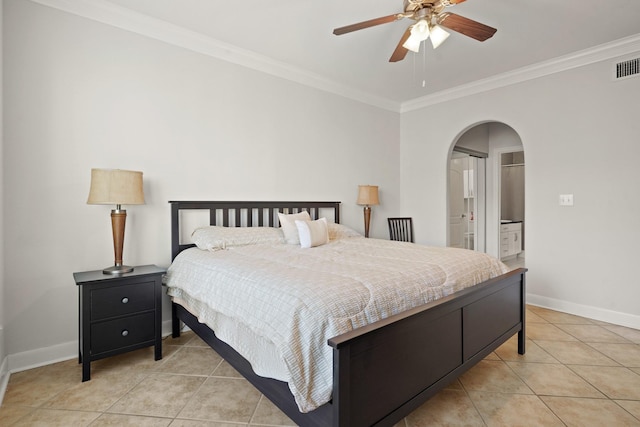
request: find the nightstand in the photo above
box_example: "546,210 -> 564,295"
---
74,264 -> 165,381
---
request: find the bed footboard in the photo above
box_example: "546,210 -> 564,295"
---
328,267 -> 526,427
172,267 -> 525,427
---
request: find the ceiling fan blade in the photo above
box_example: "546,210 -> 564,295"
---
437,12 -> 497,41
389,27 -> 412,63
333,14 -> 403,35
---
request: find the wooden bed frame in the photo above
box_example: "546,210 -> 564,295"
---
169,200 -> 527,427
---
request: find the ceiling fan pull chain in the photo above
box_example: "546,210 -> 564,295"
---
422,42 -> 427,88
416,56 -> 421,88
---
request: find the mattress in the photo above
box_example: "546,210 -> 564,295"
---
165,236 -> 509,412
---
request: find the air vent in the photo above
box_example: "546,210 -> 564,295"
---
615,58 -> 640,80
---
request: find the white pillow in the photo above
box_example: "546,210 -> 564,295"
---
278,211 -> 311,245
192,226 -> 284,251
295,217 -> 329,248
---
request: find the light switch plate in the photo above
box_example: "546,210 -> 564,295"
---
559,194 -> 574,206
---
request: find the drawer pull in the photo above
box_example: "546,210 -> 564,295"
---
121,297 -> 129,304
121,330 -> 129,337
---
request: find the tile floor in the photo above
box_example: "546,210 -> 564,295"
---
2,294 -> 640,425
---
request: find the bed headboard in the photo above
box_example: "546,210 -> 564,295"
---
169,201 -> 341,261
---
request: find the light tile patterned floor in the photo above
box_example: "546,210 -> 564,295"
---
2,304 -> 640,425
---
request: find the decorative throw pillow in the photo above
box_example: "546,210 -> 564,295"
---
295,217 -> 329,248
278,211 -> 311,245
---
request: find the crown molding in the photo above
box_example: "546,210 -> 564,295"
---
28,0 -> 640,115
28,0 -> 401,112
401,34 -> 640,113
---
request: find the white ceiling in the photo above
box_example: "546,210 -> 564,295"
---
100,0 -> 640,106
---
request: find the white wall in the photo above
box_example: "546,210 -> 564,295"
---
0,0 -> 7,392
402,52 -> 640,327
2,0 -> 400,369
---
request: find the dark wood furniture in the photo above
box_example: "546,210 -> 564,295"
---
74,264 -> 165,381
169,201 -> 526,427
388,217 -> 415,242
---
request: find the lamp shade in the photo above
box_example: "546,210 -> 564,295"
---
402,34 -> 422,53
410,19 -> 430,41
429,24 -> 450,49
357,185 -> 379,206
87,169 -> 145,205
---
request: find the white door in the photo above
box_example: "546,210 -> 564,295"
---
449,153 -> 484,251
449,157 -> 465,248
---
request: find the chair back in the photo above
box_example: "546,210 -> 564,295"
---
388,217 -> 414,243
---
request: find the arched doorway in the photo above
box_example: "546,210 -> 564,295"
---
447,122 -> 524,265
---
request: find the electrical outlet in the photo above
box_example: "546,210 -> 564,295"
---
559,194 -> 574,206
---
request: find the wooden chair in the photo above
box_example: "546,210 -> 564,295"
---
388,217 -> 414,243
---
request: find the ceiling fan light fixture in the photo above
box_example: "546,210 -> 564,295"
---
410,19 -> 430,41
429,24 -> 450,49
402,34 -> 421,53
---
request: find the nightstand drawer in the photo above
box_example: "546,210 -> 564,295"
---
91,282 -> 155,321
91,312 -> 155,355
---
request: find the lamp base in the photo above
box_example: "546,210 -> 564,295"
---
102,264 -> 134,275
363,205 -> 372,238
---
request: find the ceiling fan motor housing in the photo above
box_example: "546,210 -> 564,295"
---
405,0 -> 447,17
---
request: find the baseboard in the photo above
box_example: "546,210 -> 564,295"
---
7,340 -> 77,374
162,319 -> 193,335
162,318 -> 175,336
527,293 -> 640,330
4,321 -> 176,378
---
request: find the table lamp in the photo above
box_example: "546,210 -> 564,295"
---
356,185 -> 379,238
87,169 -> 145,274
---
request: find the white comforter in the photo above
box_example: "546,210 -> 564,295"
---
165,237 -> 508,413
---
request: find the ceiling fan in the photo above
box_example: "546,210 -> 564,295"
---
333,0 -> 497,62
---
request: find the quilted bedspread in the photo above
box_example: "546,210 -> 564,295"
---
165,237 -> 509,412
